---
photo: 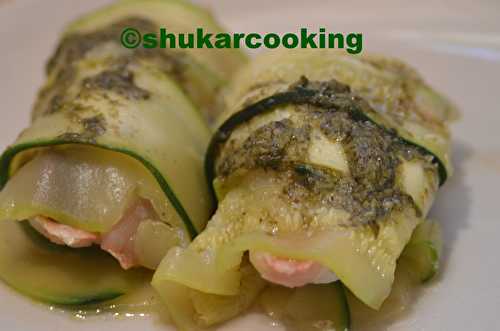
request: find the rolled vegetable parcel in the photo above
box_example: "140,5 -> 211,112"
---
152,49 -> 456,329
0,0 -> 246,304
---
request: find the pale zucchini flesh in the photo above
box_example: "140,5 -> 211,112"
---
153,260 -> 266,330
347,262 -> 416,330
153,170 -> 420,313
0,146 -> 175,234
260,282 -> 350,331
348,220 -> 442,328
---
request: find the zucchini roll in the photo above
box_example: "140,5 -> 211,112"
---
0,0 -> 246,304
152,49 -> 456,329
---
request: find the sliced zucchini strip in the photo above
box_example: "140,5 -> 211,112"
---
347,262 -> 416,330
260,282 -> 351,331
0,0 -> 247,237
66,0 -> 247,84
348,220 -> 442,328
0,221 -> 150,305
153,260 -> 266,330
153,50 -> 453,328
0,146 -> 171,234
0,0 -> 246,305
44,0 -> 247,120
401,219 -> 442,282
153,170 -> 421,310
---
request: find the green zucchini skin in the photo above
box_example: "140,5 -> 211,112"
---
401,219 -> 442,283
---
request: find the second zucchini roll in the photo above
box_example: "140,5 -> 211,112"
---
0,0 -> 246,304
152,49 -> 456,329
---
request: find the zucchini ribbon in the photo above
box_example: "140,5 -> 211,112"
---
152,49 -> 455,330
0,0 -> 246,305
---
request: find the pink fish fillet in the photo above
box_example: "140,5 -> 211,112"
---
249,251 -> 338,288
29,216 -> 100,248
30,199 -> 158,270
101,199 -> 157,269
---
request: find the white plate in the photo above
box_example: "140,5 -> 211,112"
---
0,0 -> 499,330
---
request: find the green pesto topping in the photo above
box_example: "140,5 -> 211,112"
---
33,17 -> 187,119
217,119 -> 311,177
81,114 -> 107,137
287,165 -> 414,227
82,66 -> 150,100
214,79 -> 438,226
46,18 -> 157,73
321,111 -> 398,188
54,114 -> 107,144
